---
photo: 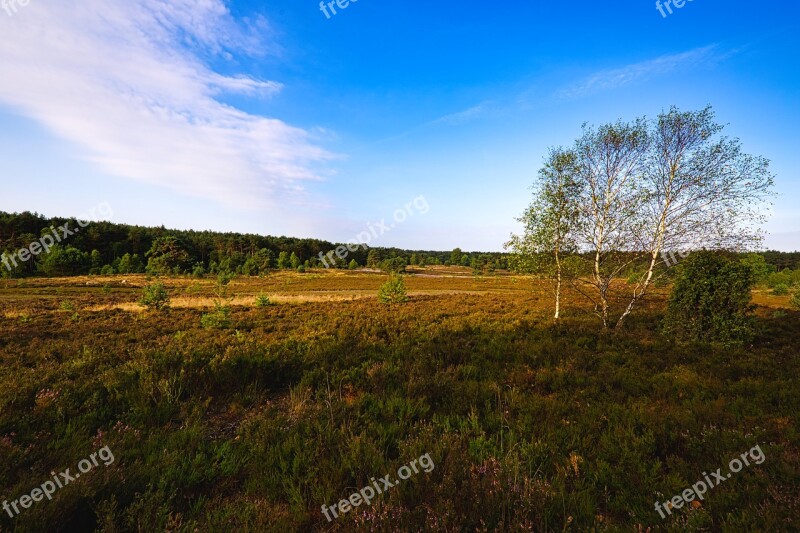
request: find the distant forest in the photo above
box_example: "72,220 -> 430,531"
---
0,211 -> 511,277
1,211 -> 798,278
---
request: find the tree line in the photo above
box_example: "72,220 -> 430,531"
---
0,213 -> 508,277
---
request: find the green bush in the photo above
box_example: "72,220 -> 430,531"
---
739,253 -> 773,284
201,303 -> 231,329
663,251 -> 755,345
378,274 -> 409,304
36,245 -> 90,277
791,291 -> 800,310
772,283 -> 789,296
138,282 -> 170,311
255,293 -> 272,308
766,270 -> 793,289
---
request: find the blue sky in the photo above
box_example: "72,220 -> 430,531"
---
0,0 -> 798,251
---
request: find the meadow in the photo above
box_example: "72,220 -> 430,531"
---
0,268 -> 798,532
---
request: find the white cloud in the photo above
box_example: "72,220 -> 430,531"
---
559,45 -> 725,99
0,0 -> 333,208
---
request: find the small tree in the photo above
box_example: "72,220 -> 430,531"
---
739,254 -> 773,284
145,236 -> 190,275
202,272 -> 234,328
348,259 -> 359,270
378,274 -> 408,304
255,292 -> 273,307
506,148 -> 581,321
663,251 -> 755,345
139,281 -> 170,311
366,249 -> 380,268
290,252 -> 301,269
90,249 -> 103,275
277,251 -> 290,269
37,245 -> 91,277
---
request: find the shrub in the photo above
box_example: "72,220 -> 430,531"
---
663,251 -> 755,345
201,303 -> 231,329
37,245 -> 90,277
192,263 -> 206,278
378,274 -> 409,304
791,291 -> 800,310
255,293 -> 272,308
739,253 -> 773,284
380,257 -> 407,273
766,270 -> 792,289
139,282 -> 170,311
772,283 -> 789,296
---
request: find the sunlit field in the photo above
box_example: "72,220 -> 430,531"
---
1,268 -> 798,531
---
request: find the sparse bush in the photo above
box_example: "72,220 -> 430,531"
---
255,293 -> 273,308
138,281 -> 170,311
378,274 -> 408,304
201,303 -> 231,329
663,251 -> 755,345
772,283 -> 789,296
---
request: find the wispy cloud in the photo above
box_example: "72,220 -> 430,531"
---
0,0 -> 333,208
427,102 -> 496,126
559,45 -> 728,99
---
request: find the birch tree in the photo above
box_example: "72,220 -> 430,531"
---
615,106 -> 774,328
506,148 -> 581,321
572,119 -> 650,328
511,106 -> 774,330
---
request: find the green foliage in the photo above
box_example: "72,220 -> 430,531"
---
277,251 -> 290,269
289,252 -> 301,269
100,264 -> 116,275
255,293 -> 273,308
366,249 -> 380,268
201,302 -> 231,329
765,269 -> 799,289
791,291 -> 800,310
378,274 -> 408,304
380,256 -> 407,273
348,259 -> 359,270
663,251 -> 755,344
772,283 -> 789,296
117,253 -> 144,274
139,281 -> 170,311
145,236 -> 191,275
241,248 -> 272,276
192,262 -> 206,278
90,249 -> 103,274
37,245 -> 90,276
739,253 -> 773,284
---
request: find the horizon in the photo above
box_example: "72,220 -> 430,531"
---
1,1 -> 798,251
